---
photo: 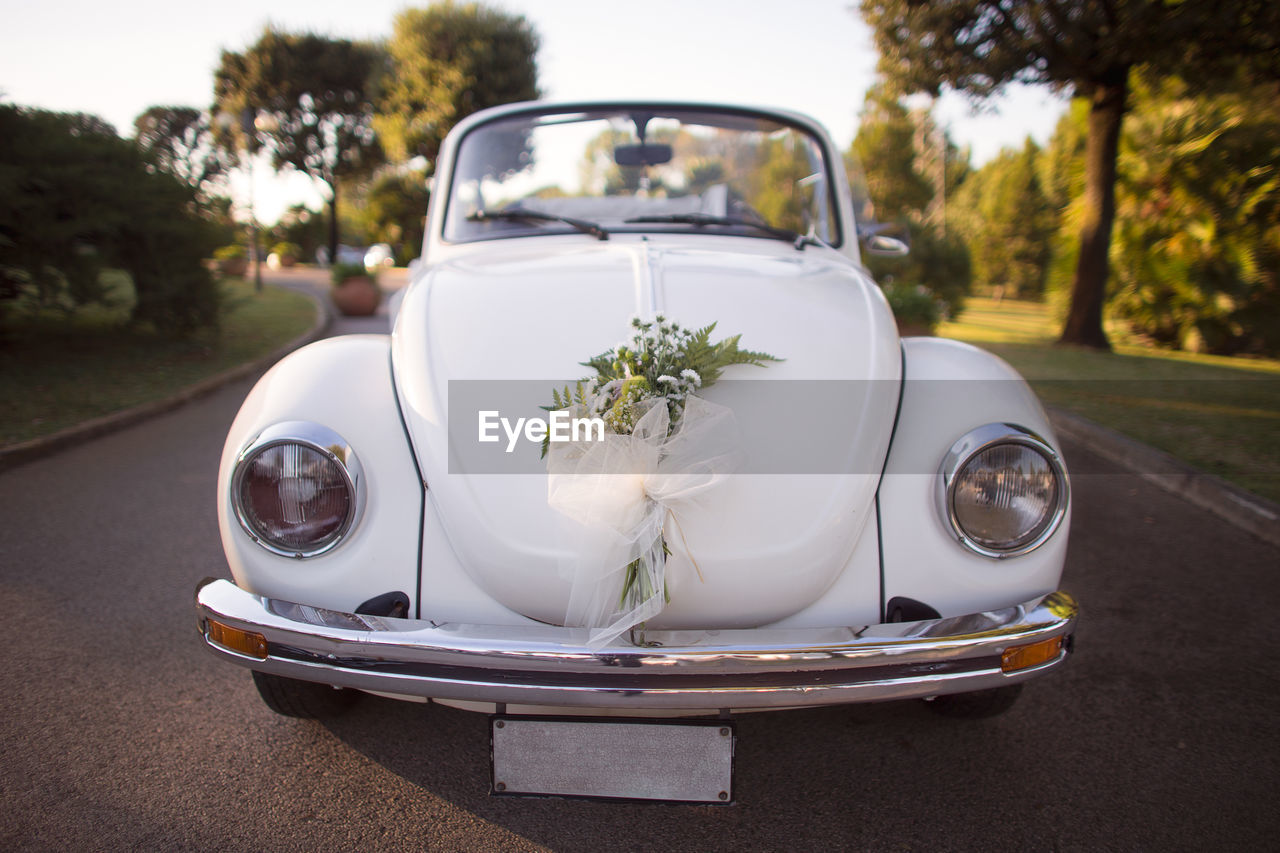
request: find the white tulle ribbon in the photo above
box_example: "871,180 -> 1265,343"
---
546,395 -> 742,648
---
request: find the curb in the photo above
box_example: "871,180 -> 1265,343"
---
1049,407 -> 1280,550
0,288 -> 330,474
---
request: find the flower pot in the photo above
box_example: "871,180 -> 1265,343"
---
332,275 -> 381,316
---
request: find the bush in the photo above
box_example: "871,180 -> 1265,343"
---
1105,78 -> 1280,356
213,243 -> 248,278
330,261 -> 372,285
272,241 -> 301,260
113,167 -> 222,333
882,282 -> 941,332
0,105 -> 221,335
865,223 -> 971,320
268,205 -> 326,263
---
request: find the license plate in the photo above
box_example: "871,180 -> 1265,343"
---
490,717 -> 734,803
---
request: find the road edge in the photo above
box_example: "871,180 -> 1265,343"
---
1049,407 -> 1280,549
0,288 -> 330,474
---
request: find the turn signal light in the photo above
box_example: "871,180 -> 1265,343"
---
1001,636 -> 1063,673
207,619 -> 268,660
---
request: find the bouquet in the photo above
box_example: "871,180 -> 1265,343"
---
544,316 -> 778,645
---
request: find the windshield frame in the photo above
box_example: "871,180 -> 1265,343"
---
437,101 -> 846,250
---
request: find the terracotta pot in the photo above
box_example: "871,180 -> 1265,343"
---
332,275 -> 382,316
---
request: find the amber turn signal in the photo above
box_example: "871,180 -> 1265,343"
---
1001,636 -> 1063,673
207,618 -> 268,660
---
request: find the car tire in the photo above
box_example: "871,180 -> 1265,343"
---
251,671 -> 361,719
924,684 -> 1022,719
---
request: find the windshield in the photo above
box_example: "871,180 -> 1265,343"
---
444,107 -> 840,245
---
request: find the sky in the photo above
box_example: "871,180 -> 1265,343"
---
2,0 -> 1067,223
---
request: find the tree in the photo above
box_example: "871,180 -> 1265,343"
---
359,170 -> 432,263
1107,74 -> 1280,355
952,139 -> 1055,298
750,136 -> 819,236
849,83 -> 973,319
861,0 -> 1280,349
1,106 -> 220,332
874,225 -> 973,321
1,109 -> 125,311
268,204 -> 328,264
849,84 -> 933,223
214,29 -> 384,259
375,2 -> 540,167
133,106 -> 227,195
1036,99 -> 1088,313
1037,75 -> 1280,355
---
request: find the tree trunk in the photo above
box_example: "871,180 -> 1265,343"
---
1059,74 -> 1128,350
327,183 -> 340,264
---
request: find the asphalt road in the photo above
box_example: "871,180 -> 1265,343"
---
2,296 -> 1277,850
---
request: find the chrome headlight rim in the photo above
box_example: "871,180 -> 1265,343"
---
936,423 -> 1069,560
230,421 -> 366,559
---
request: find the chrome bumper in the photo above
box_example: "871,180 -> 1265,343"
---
195,578 -> 1077,710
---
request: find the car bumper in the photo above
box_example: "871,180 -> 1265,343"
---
195,578 -> 1077,711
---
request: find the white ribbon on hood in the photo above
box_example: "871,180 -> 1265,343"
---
546,395 -> 742,648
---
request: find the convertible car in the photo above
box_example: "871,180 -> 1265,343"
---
196,101 -> 1076,803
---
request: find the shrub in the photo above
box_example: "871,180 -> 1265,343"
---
882,282 -> 941,332
272,241 -> 301,260
330,261 -> 372,286
866,223 -> 971,320
0,105 -> 221,335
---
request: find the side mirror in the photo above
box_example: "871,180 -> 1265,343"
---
864,234 -> 910,257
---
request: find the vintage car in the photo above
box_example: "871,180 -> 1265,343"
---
196,101 -> 1076,803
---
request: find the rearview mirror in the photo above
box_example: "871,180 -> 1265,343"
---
614,143 -> 673,167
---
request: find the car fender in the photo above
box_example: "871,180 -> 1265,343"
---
217,335 -> 423,613
877,337 -> 1071,618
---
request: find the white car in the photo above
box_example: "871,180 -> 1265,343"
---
313,244 -> 365,267
197,101 -> 1076,803
364,242 -> 394,270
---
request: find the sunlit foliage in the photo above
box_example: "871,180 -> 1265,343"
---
861,0 -> 1280,349
375,3 -> 539,166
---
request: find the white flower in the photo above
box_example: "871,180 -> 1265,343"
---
657,374 -> 679,386
680,369 -> 701,386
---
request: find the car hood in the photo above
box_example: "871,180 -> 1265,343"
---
392,237 -> 901,628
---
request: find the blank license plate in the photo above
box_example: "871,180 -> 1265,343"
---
490,717 -> 734,803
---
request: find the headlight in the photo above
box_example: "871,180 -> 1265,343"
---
937,424 -> 1068,558
231,422 -> 364,558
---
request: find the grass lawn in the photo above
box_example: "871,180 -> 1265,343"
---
938,298 -> 1280,503
0,278 -> 316,448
